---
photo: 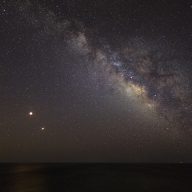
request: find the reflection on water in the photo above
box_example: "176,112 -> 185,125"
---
2,165 -> 47,192
0,164 -> 192,191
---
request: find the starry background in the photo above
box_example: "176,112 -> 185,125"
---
0,0 -> 192,162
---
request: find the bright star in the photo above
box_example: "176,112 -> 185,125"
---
29,111 -> 33,116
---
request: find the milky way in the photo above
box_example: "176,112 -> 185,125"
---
1,0 -> 192,162
64,25 -> 192,130
16,0 -> 192,130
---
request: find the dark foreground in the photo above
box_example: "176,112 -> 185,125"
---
0,164 -> 192,191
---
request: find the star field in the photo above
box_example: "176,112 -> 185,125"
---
0,0 -> 192,162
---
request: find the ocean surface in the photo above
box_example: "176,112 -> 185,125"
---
0,164 -> 192,191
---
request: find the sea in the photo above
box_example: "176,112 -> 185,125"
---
0,164 -> 192,191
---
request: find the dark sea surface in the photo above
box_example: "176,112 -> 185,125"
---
0,164 -> 192,192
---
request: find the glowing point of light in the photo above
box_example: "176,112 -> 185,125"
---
41,127 -> 45,131
29,112 -> 33,116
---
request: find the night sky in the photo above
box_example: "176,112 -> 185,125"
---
0,0 -> 192,162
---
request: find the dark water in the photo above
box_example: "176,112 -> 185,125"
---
0,164 -> 192,191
